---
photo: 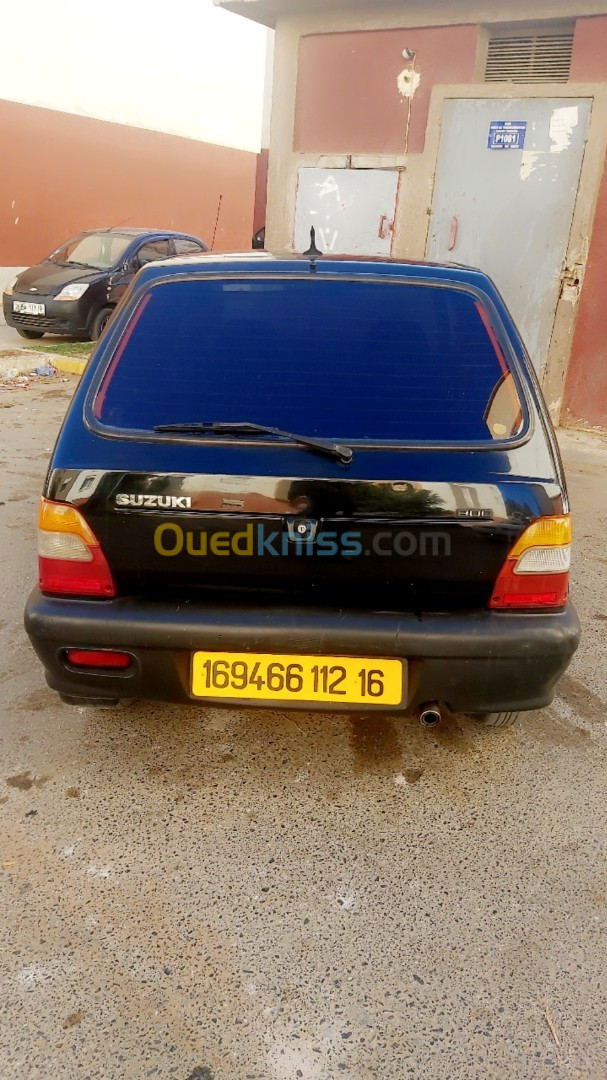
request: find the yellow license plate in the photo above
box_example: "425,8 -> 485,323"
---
191,651 -> 405,706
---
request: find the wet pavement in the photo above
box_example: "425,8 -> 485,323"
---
0,380 -> 606,1080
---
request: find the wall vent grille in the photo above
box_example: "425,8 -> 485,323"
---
485,31 -> 574,83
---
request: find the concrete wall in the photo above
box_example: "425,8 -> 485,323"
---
266,1 -> 603,252
0,99 -> 258,271
252,29 -> 276,234
263,0 -> 607,428
562,15 -> 607,427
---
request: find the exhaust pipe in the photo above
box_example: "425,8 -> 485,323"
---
419,701 -> 442,728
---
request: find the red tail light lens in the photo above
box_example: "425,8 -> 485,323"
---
489,515 -> 571,610
65,649 -> 131,669
38,498 -> 116,597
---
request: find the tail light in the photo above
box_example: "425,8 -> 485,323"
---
489,515 -> 571,610
38,498 -> 116,597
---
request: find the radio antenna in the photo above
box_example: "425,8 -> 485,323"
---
211,195 -> 223,251
303,226 -> 323,273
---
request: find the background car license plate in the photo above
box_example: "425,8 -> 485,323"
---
191,651 -> 405,705
13,301 -> 45,315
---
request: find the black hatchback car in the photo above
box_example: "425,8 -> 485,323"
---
24,251 -> 580,727
3,227 -> 207,341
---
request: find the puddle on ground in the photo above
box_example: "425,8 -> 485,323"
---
532,708 -> 593,749
42,389 -> 74,400
348,714 -> 402,770
6,771 -> 51,792
62,1010 -> 86,1029
428,712 -> 477,754
401,766 -> 424,783
15,688 -> 57,713
556,675 -> 607,725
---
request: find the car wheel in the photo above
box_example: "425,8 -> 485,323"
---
16,328 -> 44,340
471,711 -> 520,728
90,307 -> 114,341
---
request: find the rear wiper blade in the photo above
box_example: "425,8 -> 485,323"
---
154,421 -> 353,465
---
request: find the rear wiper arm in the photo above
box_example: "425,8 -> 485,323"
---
154,421 -> 353,465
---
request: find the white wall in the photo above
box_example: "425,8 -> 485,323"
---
261,27 -> 275,148
0,0 -> 268,154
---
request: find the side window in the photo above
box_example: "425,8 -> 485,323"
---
135,240 -> 171,267
173,238 -> 205,255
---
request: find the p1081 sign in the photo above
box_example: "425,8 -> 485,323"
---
487,120 -> 527,150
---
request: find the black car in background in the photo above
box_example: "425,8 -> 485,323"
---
2,227 -> 207,340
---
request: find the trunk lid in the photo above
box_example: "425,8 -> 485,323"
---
48,462 -> 563,612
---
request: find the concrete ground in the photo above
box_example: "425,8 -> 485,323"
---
0,323 -> 78,353
0,378 -> 606,1080
0,323 -> 22,349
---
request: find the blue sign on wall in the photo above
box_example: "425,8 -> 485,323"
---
487,120 -> 527,150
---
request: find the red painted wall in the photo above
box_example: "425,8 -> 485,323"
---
570,14 -> 607,81
294,26 -> 479,155
563,16 -> 607,427
0,99 -> 257,265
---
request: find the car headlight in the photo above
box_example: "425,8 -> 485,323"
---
3,276 -> 18,297
55,283 -> 90,301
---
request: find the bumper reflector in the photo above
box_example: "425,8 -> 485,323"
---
65,649 -> 131,669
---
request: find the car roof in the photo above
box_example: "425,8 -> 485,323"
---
78,227 -> 203,239
131,249 -> 495,291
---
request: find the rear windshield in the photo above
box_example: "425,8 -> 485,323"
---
94,277 -> 524,443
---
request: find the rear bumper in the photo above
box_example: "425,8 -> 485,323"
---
24,590 -> 581,712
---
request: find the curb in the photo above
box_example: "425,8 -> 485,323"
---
0,349 -> 40,375
52,356 -> 87,376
